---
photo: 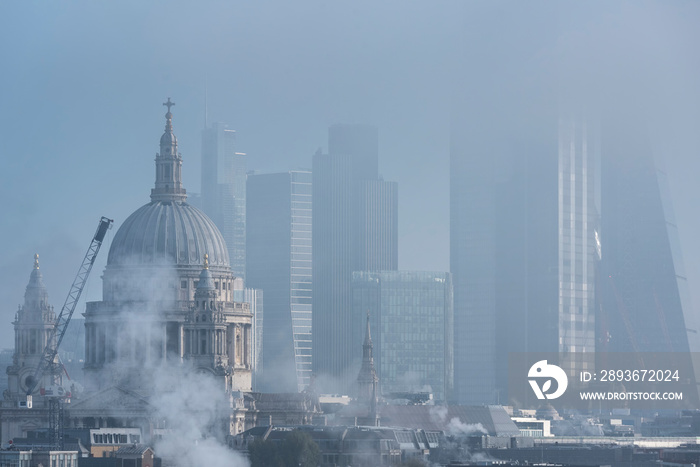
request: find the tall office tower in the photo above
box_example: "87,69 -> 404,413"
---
351,271 -> 454,402
247,170 -> 313,392
313,124 -> 398,393
599,118 -> 695,357
450,108 -> 599,405
556,116 -> 600,378
201,122 -> 247,279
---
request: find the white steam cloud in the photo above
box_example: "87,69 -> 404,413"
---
150,365 -> 249,467
82,259 -> 250,467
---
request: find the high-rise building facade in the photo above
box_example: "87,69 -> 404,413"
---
599,118 -> 696,357
201,122 -> 247,279
246,170 -> 312,392
451,101 -> 698,406
312,125 -> 398,392
557,116 -> 599,378
450,109 -> 599,405
351,271 -> 454,402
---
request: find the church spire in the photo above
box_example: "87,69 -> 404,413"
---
24,253 -> 49,310
24,254 -> 48,310
356,310 -> 379,417
151,98 -> 187,203
364,309 -> 373,347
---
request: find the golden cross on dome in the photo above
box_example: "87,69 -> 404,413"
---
203,253 -> 209,269
34,253 -> 40,270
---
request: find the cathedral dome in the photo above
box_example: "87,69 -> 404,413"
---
106,201 -> 229,268
106,99 -> 229,269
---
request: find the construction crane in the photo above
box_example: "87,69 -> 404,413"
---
24,216 -> 113,450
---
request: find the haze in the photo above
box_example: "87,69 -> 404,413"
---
1,1 -> 699,349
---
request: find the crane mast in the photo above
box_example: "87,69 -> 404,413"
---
24,216 -> 113,449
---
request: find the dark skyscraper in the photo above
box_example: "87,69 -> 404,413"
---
312,124 -> 398,392
246,170 -> 313,392
599,118 -> 696,357
201,122 -> 247,280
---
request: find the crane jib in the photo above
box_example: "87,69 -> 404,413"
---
25,216 -> 113,398
94,217 -> 112,243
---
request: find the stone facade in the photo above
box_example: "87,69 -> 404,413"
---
1,256 -> 57,442
83,102 -> 252,396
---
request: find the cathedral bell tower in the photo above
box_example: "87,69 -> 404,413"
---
5,255 -> 57,400
151,97 -> 186,203
184,255 -> 235,392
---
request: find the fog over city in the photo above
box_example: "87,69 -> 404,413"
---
1,0 -> 699,357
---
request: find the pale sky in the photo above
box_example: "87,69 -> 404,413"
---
1,1 -> 699,347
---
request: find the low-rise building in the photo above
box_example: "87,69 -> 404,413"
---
234,425 -> 441,466
511,417 -> 552,437
0,450 -> 78,467
84,429 -> 142,458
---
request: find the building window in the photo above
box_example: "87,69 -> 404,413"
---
181,280 -> 187,289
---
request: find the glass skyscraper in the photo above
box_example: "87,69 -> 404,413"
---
450,108 -> 600,405
247,170 -> 312,392
201,122 -> 247,280
312,125 -> 398,393
351,271 -> 454,402
557,116 -> 599,379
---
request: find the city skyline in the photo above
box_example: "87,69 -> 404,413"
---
4,4 -> 700,466
1,1 -> 700,357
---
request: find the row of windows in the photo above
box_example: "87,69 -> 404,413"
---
291,184 -> 312,195
92,433 -> 140,444
291,238 -> 311,246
